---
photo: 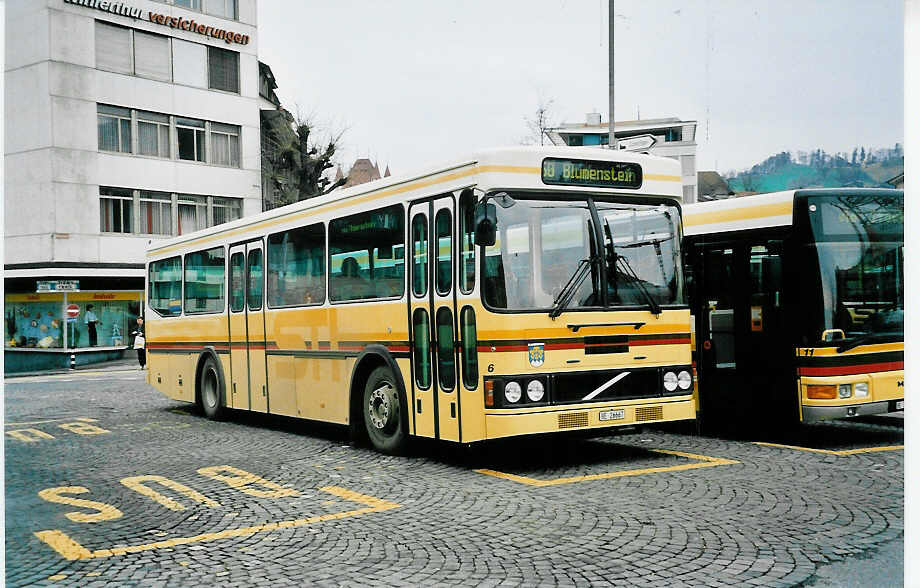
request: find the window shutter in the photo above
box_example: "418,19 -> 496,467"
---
134,31 -> 171,81
173,39 -> 207,88
208,47 -> 239,93
95,22 -> 133,74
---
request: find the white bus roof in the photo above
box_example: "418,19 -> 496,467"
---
148,146 -> 682,258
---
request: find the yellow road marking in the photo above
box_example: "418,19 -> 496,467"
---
474,448 -> 739,486
754,442 -> 904,456
34,486 -> 400,560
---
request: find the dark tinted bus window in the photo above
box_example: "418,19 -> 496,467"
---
436,306 -> 455,390
413,307 -> 432,389
435,209 -> 452,295
247,249 -> 263,311
268,223 -> 325,307
411,213 -> 428,297
229,252 -> 245,312
329,204 -> 405,302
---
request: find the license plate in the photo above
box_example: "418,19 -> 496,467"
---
598,409 -> 625,421
896,400 -> 904,410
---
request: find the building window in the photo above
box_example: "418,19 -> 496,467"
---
97,105 -> 132,153
566,135 -> 584,147
100,187 -> 134,233
212,197 -> 242,226
178,194 -> 208,235
95,22 -> 133,74
208,46 -> 240,93
176,118 -> 206,162
665,128 -> 682,142
172,39 -> 207,87
139,191 -> 173,235
133,30 -> 171,81
205,0 -> 238,19
136,111 -> 170,158
175,0 -> 202,9
210,123 -> 241,167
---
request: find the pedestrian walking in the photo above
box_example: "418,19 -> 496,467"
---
132,317 -> 146,369
85,304 -> 99,347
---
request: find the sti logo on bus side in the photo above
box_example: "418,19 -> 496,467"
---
528,343 -> 545,368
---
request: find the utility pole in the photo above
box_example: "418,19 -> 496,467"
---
608,0 -> 616,149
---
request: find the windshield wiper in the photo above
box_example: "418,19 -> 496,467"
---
550,257 -> 597,319
604,219 -> 661,316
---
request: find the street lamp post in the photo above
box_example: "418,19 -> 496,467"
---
608,0 -> 616,149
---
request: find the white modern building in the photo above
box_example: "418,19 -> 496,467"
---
5,0 -> 265,361
545,114 -> 699,203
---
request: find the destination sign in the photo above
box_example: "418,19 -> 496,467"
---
541,158 -> 642,189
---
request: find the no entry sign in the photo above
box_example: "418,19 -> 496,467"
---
66,304 -> 80,319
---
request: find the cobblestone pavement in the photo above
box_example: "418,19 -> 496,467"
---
5,369 -> 904,587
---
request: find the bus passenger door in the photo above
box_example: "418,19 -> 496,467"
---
227,241 -> 268,413
408,196 -> 460,441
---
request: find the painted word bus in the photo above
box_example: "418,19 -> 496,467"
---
145,146 -> 695,453
683,189 -> 903,428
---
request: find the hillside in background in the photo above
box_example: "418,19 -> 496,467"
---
725,144 -> 903,193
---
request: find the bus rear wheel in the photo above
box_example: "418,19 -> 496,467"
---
363,366 -> 407,455
199,356 -> 226,421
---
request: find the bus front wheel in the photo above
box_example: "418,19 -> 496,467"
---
199,356 -> 226,421
363,366 -> 407,455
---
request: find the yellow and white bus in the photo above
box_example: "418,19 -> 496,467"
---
145,146 -> 696,453
683,189 -> 903,428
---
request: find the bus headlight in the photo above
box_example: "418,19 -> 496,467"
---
677,370 -> 692,390
504,381 -> 522,403
663,371 -> 678,392
854,382 -> 869,397
838,384 -> 852,399
526,380 -> 545,402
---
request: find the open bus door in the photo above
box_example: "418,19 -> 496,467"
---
693,240 -> 788,433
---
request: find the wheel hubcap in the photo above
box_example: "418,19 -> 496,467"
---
368,383 -> 396,431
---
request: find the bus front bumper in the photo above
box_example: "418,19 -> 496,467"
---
802,399 -> 903,422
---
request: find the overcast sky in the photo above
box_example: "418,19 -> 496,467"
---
257,0 -> 903,177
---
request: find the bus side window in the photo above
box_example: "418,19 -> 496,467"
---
459,190 -> 476,294
247,249 -> 263,311
435,209 -> 452,295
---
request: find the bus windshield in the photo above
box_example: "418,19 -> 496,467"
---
806,193 -> 904,343
482,195 -> 683,311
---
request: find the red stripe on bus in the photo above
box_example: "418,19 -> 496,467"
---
798,361 -> 904,377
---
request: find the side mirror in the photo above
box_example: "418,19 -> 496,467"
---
473,202 -> 497,246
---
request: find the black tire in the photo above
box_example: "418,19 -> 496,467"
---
363,366 -> 407,455
199,356 -> 226,420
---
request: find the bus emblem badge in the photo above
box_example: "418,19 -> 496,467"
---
528,343 -> 545,368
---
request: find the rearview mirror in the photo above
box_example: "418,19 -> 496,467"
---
473,202 -> 497,246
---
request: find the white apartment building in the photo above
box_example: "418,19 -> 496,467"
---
5,0 -> 266,358
545,114 -> 699,203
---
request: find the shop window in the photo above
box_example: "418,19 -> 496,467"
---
208,46 -> 240,93
134,30 -> 171,81
137,111 -> 170,158
95,22 -> 133,74
329,204 -> 405,302
267,223 -> 325,307
177,117 -> 206,162
210,123 -> 241,167
172,39 -> 207,88
149,256 -> 183,317
184,246 -> 225,314
98,105 -> 132,154
100,187 -> 134,233
178,194 -> 208,235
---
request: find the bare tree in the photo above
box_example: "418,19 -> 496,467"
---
522,97 -> 555,146
262,108 -> 347,210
